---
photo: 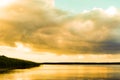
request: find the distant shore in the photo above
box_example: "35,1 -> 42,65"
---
0,55 -> 119,70
41,62 -> 120,65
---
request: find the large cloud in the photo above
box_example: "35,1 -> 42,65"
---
0,0 -> 120,54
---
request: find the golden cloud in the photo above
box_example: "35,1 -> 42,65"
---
0,0 -> 120,54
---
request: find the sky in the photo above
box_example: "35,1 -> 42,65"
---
56,0 -> 120,13
0,0 -> 120,62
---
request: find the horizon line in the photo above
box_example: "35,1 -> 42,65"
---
40,62 -> 120,65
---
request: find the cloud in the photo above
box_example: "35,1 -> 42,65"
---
0,0 -> 120,54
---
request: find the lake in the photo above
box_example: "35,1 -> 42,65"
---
0,65 -> 120,80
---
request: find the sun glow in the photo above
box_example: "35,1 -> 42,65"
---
15,42 -> 31,52
0,0 -> 16,7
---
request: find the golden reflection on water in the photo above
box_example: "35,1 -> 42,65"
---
0,65 -> 119,80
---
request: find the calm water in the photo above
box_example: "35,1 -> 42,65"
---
0,65 -> 120,80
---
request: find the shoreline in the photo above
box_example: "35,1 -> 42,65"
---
40,62 -> 120,65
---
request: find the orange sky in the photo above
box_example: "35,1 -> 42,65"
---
0,0 -> 120,62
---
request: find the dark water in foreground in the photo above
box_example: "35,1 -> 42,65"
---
0,65 -> 120,80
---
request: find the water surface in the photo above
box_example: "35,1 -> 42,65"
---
0,65 -> 120,80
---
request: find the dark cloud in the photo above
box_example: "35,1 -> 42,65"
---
0,0 -> 120,54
